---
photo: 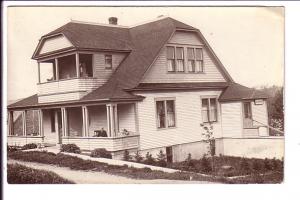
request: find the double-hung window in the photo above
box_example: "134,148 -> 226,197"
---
188,48 -> 203,73
167,47 -> 176,72
201,97 -> 218,123
156,99 -> 176,129
176,47 -> 184,72
167,46 -> 185,72
105,55 -> 112,69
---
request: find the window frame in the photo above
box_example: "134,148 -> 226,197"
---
200,96 -> 218,123
105,54 -> 113,69
166,46 -> 185,73
50,110 -> 56,132
188,47 -> 204,73
155,97 -> 177,130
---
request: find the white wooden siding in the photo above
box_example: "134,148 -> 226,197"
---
38,91 -> 86,103
134,90 -> 223,150
40,35 -> 73,54
221,102 -> 243,137
118,104 -> 136,133
7,136 -> 44,146
169,31 -> 203,45
252,101 -> 268,126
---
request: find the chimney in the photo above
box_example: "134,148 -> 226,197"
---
108,17 -> 118,25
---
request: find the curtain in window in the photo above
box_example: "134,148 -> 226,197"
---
202,99 -> 209,123
166,100 -> 175,127
167,47 -> 175,72
187,48 -> 195,72
156,101 -> 165,128
209,98 -> 217,122
176,47 -> 184,72
195,49 -> 203,72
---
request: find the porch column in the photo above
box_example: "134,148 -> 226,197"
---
62,108 -> 68,137
106,104 -> 112,137
8,110 -> 14,136
113,104 -> 119,136
22,110 -> 27,136
134,103 -> 139,134
38,109 -> 44,137
55,58 -> 59,80
37,62 -> 41,83
81,106 -> 89,137
75,53 -> 80,78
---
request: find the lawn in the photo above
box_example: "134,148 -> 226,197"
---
7,163 -> 74,184
8,151 -> 283,183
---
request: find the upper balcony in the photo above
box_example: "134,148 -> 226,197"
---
37,52 -> 105,103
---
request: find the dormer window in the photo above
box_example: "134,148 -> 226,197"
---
167,46 -> 185,72
167,46 -> 176,72
187,48 -> 203,73
105,55 -> 112,69
176,47 -> 184,72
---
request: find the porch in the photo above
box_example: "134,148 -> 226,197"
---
7,102 -> 140,152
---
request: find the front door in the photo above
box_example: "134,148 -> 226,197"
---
243,102 -> 253,128
166,146 -> 173,163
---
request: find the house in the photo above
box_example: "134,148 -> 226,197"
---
7,16 -> 284,161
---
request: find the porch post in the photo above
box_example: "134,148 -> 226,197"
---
85,106 -> 89,137
106,104 -> 111,137
37,62 -> 41,83
38,109 -> 44,137
61,108 -> 65,137
113,104 -> 119,136
134,103 -> 139,135
75,53 -> 80,78
8,110 -> 14,136
22,110 -> 27,136
62,108 -> 68,137
55,58 -> 59,80
82,106 -> 89,137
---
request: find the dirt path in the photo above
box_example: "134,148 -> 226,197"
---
8,160 -> 212,184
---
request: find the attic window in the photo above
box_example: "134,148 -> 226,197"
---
167,46 -> 176,72
188,48 -> 203,73
105,55 -> 112,69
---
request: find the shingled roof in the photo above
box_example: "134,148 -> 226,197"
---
10,17 -> 265,109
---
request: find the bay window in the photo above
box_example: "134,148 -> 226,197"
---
156,99 -> 176,129
201,97 -> 218,123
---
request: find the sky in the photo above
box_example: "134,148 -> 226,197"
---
7,6 -> 284,101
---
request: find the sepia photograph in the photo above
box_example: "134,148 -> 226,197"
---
5,5 -> 284,185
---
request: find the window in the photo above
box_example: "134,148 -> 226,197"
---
156,99 -> 176,129
79,54 -> 93,77
105,55 -> 112,69
243,102 -> 252,119
188,48 -> 203,73
50,110 -> 56,132
201,98 -> 218,123
176,47 -> 184,72
167,47 -> 176,72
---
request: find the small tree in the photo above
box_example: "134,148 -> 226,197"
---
240,158 -> 250,172
201,123 -> 215,173
144,152 -> 155,165
123,150 -> 131,161
156,150 -> 167,167
134,151 -> 143,163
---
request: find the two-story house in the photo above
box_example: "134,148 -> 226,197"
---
7,16 -> 283,161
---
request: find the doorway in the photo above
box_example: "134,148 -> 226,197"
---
243,102 -> 253,128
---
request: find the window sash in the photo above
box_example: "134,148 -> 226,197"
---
195,48 -> 203,60
202,98 -> 218,122
105,55 -> 112,69
156,100 -> 176,129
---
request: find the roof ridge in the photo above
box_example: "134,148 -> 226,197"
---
70,19 -> 130,28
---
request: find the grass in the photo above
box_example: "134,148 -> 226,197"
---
8,151 -> 283,183
7,163 -> 74,184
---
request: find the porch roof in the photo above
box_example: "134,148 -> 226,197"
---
7,93 -> 144,110
219,83 -> 269,102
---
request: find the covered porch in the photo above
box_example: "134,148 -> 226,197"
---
7,102 -> 140,152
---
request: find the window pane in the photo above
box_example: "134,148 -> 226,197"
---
188,60 -> 195,72
195,48 -> 203,60
167,60 -> 175,72
167,46 -> 175,59
177,60 -> 184,72
187,48 -> 194,60
156,101 -> 166,128
202,99 -> 209,122
176,47 -> 184,59
210,99 -> 217,122
167,100 -> 175,127
195,60 -> 203,72
244,102 -> 252,119
105,55 -> 112,69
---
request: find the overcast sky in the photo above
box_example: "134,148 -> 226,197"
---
7,6 -> 284,101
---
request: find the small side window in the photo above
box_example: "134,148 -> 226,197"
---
105,55 -> 112,69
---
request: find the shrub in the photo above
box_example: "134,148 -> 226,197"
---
264,158 -> 272,171
22,143 -> 37,150
123,150 -> 131,161
252,160 -> 262,172
240,158 -> 250,172
144,152 -> 155,165
90,148 -> 112,159
7,145 -> 19,152
156,150 -> 167,167
134,151 -> 143,163
60,144 -> 81,154
200,155 -> 212,173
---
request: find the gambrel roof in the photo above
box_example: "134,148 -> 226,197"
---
9,17 -> 267,109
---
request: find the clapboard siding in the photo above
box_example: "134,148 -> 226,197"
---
38,92 -> 85,103
7,136 -> 44,146
61,135 -> 139,151
169,31 -> 203,45
252,101 -> 268,126
221,102 -> 243,137
134,90 -> 223,150
243,128 -> 259,137
93,52 -> 127,80
141,46 -> 226,83
118,103 -> 136,133
40,35 -> 73,54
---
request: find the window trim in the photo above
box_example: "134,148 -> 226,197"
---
200,96 -> 218,123
155,97 -> 177,130
166,46 -> 186,73
188,47 -> 204,73
105,54 -> 113,69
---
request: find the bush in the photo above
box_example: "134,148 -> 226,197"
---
22,143 -> 37,150
123,150 -> 131,161
264,158 -> 272,171
7,145 -> 19,152
90,148 -> 112,159
144,152 -> 155,165
134,151 -> 143,163
60,144 -> 81,154
240,158 -> 251,172
200,155 -> 212,173
252,160 -> 263,172
156,150 -> 167,167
